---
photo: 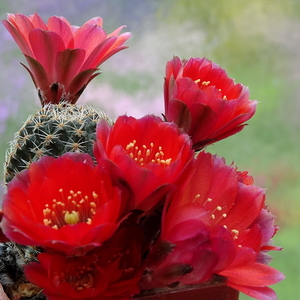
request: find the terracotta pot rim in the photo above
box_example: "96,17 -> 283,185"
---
135,281 -> 239,300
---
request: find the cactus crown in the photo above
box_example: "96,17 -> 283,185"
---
4,102 -> 110,183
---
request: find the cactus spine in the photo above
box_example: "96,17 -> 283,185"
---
4,102 -> 110,183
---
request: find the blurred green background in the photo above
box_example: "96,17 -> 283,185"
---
0,0 -> 299,299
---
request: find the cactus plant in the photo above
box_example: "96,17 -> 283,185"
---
0,12 -> 132,300
4,102 -> 110,183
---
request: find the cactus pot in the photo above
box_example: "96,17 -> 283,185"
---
134,283 -> 239,300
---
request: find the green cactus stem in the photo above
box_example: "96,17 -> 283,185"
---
4,102 -> 110,183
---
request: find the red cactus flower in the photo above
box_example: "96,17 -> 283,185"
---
25,224 -> 145,300
25,251 -> 141,300
1,153 -> 126,255
164,56 -> 257,150
141,152 -> 284,300
94,115 -> 194,212
3,13 -> 131,105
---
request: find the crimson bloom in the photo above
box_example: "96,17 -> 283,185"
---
94,115 -> 194,212
164,56 -> 257,150
25,224 -> 145,300
141,152 -> 284,300
1,152 -> 126,255
3,13 -> 131,105
25,251 -> 140,300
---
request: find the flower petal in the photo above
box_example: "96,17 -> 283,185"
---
220,263 -> 285,287
165,99 -> 192,133
3,18 -> 33,56
29,29 -> 65,82
218,183 -> 265,232
73,22 -> 107,58
47,16 -> 74,48
68,68 -> 100,103
227,283 -> 279,300
23,55 -> 49,92
55,48 -> 86,89
30,12 -> 48,30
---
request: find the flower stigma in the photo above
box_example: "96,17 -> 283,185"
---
64,211 -> 79,225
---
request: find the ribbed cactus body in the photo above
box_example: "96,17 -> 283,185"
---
4,103 -> 109,183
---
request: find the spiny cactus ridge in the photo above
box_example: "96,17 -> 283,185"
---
4,102 -> 110,183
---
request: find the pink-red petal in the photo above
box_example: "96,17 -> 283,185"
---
29,29 -> 65,82
47,16 -> 74,48
227,283 -> 279,300
220,263 -> 285,287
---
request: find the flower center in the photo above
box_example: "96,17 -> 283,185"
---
125,140 -> 172,167
194,79 -> 227,99
58,263 -> 96,291
42,188 -> 99,229
198,194 -> 240,240
73,272 -> 94,291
